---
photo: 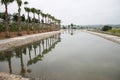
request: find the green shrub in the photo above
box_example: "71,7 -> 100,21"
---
9,23 -> 18,32
101,25 -> 112,31
0,23 -> 5,32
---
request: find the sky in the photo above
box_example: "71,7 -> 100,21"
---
0,0 -> 120,25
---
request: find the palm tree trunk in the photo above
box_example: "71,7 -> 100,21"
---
45,18 -> 48,31
5,4 -> 10,37
18,7 -> 22,36
33,13 -> 35,33
42,17 -> 44,32
38,15 -> 40,33
27,12 -> 30,34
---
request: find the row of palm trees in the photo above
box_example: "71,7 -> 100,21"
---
24,7 -> 61,34
1,0 -> 61,37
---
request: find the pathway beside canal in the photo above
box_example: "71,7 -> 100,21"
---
0,30 -> 63,52
84,30 -> 120,44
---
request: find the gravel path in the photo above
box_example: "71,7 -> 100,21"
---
0,73 -> 29,80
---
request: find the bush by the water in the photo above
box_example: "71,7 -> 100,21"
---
101,25 -> 112,31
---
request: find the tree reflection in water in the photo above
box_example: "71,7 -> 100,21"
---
65,29 -> 77,36
0,33 -> 61,78
15,47 -> 26,76
0,50 -> 14,74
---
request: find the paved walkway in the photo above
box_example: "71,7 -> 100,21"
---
85,30 -> 120,44
0,32 -> 51,44
0,30 -> 62,52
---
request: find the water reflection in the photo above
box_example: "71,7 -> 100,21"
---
0,33 -> 61,77
0,51 -> 14,74
1,30 -> 120,80
64,29 -> 78,36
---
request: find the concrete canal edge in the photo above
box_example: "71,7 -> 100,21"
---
85,30 -> 120,44
0,30 -> 63,52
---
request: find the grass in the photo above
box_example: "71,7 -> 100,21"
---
106,28 -> 120,37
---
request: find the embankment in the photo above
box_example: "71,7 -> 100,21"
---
0,30 -> 63,52
85,30 -> 120,44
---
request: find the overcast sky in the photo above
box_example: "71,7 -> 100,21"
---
0,0 -> 120,25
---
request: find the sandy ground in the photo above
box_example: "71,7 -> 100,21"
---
0,72 -> 29,80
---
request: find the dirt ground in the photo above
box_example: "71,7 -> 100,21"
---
0,30 -> 51,40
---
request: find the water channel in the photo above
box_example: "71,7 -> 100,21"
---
0,30 -> 120,80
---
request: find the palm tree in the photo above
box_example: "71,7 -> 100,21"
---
24,1 -> 28,4
44,14 -> 47,23
58,20 -> 61,30
47,14 -> 50,23
46,14 -> 49,31
24,7 -> 31,34
50,15 -> 54,31
36,9 -> 41,32
1,0 -> 14,37
31,8 -> 36,33
44,14 -> 48,31
41,12 -> 45,32
16,0 -> 22,36
47,14 -> 52,31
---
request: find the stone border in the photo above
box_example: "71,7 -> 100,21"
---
85,30 -> 120,44
0,30 -> 63,52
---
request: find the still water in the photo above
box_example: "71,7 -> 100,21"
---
0,30 -> 120,80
